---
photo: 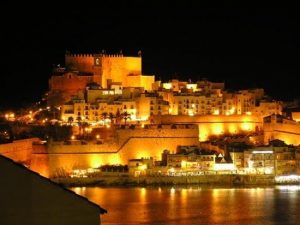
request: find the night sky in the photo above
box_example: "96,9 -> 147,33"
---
2,3 -> 300,110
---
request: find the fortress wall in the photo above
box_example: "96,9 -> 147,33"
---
65,54 -> 94,73
49,74 -> 94,104
31,127 -> 199,177
155,114 -> 262,124
264,123 -> 300,145
30,154 -> 50,178
154,115 -> 263,141
101,57 -> 142,88
102,56 -> 141,76
124,75 -> 141,88
49,75 -> 93,92
124,75 -> 155,90
115,126 -> 199,143
47,142 -> 119,154
140,75 -> 155,90
0,138 -> 39,163
117,136 -> 199,162
39,136 -> 199,178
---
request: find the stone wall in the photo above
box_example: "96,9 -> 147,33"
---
101,56 -> 141,88
0,138 -> 40,164
65,54 -> 95,74
153,115 -> 263,141
264,123 -> 300,145
31,126 -> 199,177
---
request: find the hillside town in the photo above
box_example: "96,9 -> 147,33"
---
1,52 -> 300,185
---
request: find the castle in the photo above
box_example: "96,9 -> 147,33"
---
48,52 -> 155,105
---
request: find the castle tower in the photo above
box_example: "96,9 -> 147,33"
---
93,54 -> 102,85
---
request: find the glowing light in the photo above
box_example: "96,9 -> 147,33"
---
71,135 -> 75,140
228,124 -> 237,134
276,185 -> 300,191
108,155 -> 121,165
181,160 -> 187,168
141,124 -> 144,128
249,136 -> 256,144
214,163 -> 235,171
168,167 -> 175,173
170,187 -> 175,194
70,168 -> 100,178
130,114 -> 137,121
213,109 -> 219,115
61,116 -> 65,121
5,113 -> 15,120
275,175 -> 300,183
212,124 -> 223,135
140,164 -> 147,170
241,122 -> 252,131
248,160 -> 253,169
90,155 -> 102,168
140,188 -> 146,198
188,109 -> 194,116
252,151 -> 273,154
246,111 -> 252,115
186,84 -> 197,90
264,167 -> 273,174
137,116 -> 148,121
96,134 -> 100,139
199,124 -> 209,141
106,124 -> 110,128
163,83 -> 172,89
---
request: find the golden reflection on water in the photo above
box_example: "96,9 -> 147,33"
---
70,186 -> 300,225
170,187 -> 175,195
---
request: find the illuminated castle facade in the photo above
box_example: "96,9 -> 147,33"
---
48,52 -> 155,105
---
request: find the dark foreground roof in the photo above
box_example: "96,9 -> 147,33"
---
0,155 -> 107,214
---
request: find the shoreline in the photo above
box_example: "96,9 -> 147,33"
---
52,174 -> 300,188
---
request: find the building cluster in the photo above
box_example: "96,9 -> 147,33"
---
128,145 -> 300,177
49,52 -> 282,125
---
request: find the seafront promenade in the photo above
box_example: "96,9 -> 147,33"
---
53,174 -> 279,187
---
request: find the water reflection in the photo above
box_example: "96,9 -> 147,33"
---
71,186 -> 300,225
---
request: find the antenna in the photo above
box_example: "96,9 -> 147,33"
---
138,50 -> 142,57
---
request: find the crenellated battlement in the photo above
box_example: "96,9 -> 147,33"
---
102,54 -> 124,58
65,51 -> 141,58
65,53 -> 94,58
65,53 -> 125,58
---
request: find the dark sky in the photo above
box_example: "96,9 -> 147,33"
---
2,3 -> 300,109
